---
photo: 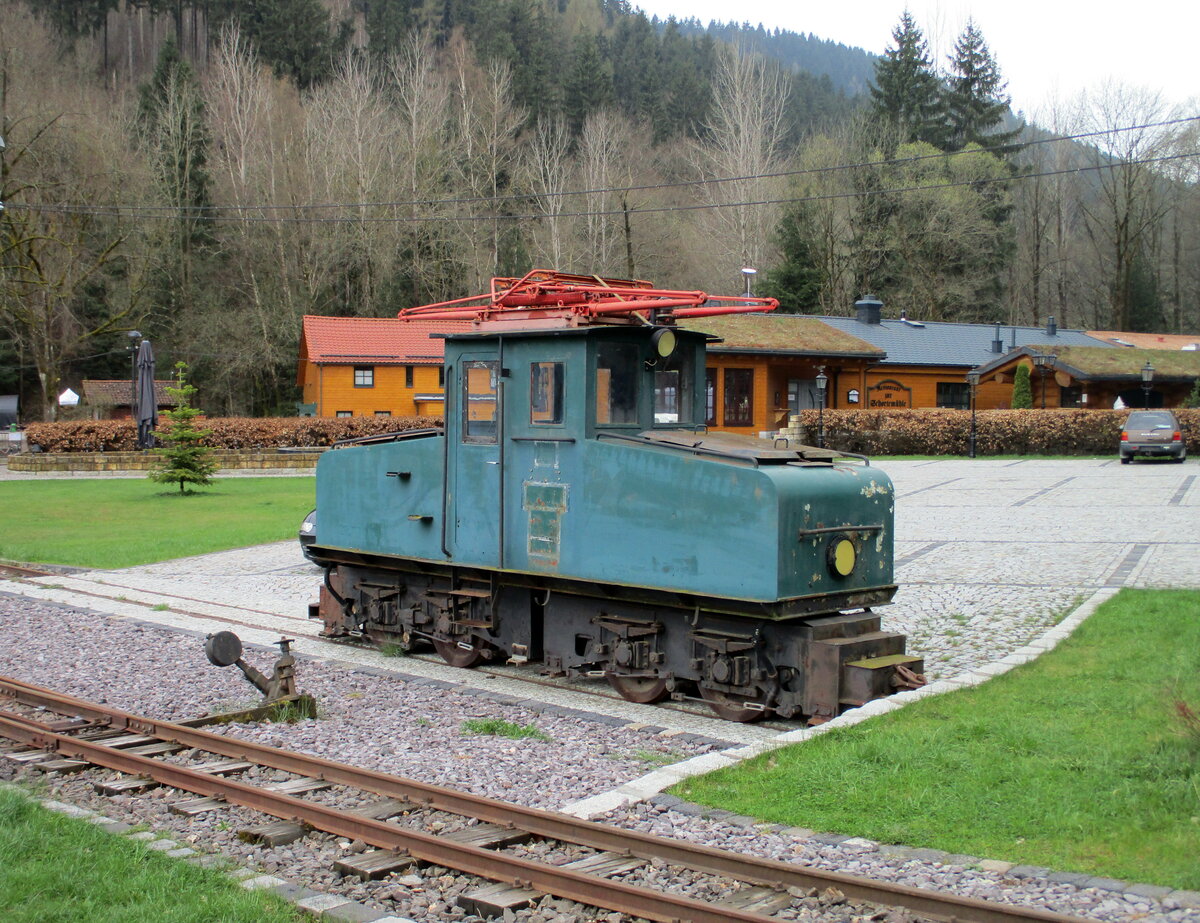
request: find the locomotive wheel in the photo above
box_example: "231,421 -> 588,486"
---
433,638 -> 487,668
698,685 -> 773,723
605,673 -> 669,704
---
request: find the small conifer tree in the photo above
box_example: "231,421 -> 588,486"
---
1011,363 -> 1033,409
150,362 -> 218,494
1184,378 -> 1200,409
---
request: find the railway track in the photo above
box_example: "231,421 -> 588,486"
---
0,675 -> 1090,923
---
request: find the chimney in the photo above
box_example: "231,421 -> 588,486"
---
855,295 -> 883,325
1010,327 -> 1017,350
1046,315 -> 1057,336
991,323 -> 1004,354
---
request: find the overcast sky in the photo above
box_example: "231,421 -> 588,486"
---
633,1 -> 1198,120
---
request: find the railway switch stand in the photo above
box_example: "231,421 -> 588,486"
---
204,631 -> 299,704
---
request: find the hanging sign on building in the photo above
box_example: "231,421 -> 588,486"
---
867,379 -> 912,408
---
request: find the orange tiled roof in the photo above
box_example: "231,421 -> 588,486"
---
301,316 -> 471,366
82,380 -> 180,407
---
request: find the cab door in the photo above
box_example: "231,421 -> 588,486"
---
448,356 -> 502,566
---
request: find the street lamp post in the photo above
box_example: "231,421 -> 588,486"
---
815,368 -> 828,448
127,330 -> 143,424
1031,352 -> 1057,409
741,267 -> 757,298
966,369 -> 980,458
1141,361 -> 1155,408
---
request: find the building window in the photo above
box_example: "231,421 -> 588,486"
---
1060,385 -> 1083,408
531,362 -> 565,425
705,369 -> 716,426
405,366 -> 414,387
463,360 -> 498,444
336,410 -> 352,418
438,366 -> 445,387
724,368 -> 754,427
374,410 -> 391,417
354,366 -> 374,388
936,382 -> 970,410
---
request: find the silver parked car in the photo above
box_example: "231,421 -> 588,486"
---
1120,411 -> 1186,464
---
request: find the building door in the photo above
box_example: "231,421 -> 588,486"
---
788,378 -> 818,412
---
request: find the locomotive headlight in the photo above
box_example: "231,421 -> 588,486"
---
827,535 -> 857,578
651,326 -> 677,359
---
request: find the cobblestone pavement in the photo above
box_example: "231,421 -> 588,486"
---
11,458 -> 1199,742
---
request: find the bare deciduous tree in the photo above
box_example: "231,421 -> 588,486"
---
692,43 -> 790,289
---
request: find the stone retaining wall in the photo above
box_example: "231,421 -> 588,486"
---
7,450 -> 322,473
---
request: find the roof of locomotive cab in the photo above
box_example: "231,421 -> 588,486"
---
431,324 -> 717,342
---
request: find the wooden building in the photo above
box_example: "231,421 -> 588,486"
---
972,345 -> 1200,410
815,300 -> 1117,411
297,316 -> 469,418
679,315 -> 885,435
81,380 -> 179,420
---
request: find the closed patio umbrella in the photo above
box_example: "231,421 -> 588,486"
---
135,339 -> 157,449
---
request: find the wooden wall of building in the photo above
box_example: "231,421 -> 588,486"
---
300,362 -> 445,418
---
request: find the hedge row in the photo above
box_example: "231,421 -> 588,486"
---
23,408 -> 1200,456
788,408 -> 1200,456
24,416 -> 443,453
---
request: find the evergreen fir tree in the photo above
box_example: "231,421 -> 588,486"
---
1011,363 -> 1033,409
943,20 -> 1022,153
151,362 -> 218,494
868,11 -> 944,148
761,206 -> 823,313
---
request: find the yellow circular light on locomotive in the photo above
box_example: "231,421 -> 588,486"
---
829,537 -> 856,578
651,327 -> 677,359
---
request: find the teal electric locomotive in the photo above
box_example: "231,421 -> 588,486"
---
308,272 -> 923,722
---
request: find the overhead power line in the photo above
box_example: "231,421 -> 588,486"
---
13,114 -> 1198,216
7,148 -> 1195,225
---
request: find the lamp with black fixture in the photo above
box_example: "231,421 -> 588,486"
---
966,368 -> 980,458
815,367 -> 828,448
1140,360 -> 1154,408
1030,351 -> 1057,409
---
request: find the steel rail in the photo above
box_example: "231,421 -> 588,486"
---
0,676 -> 1090,923
0,711 -> 773,923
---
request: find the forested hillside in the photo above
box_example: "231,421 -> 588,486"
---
667,17 -> 877,96
1,0 -> 1196,420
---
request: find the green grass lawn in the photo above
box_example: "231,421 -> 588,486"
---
0,786 -> 302,923
0,478 -> 314,569
673,588 -> 1200,890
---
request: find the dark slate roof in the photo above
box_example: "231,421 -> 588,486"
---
815,315 -> 1115,368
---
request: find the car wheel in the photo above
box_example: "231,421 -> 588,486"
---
1120,456 -> 1131,464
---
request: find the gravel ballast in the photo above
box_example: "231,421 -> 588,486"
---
3,593 -> 1198,923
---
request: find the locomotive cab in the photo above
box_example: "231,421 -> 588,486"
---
309,273 -> 923,722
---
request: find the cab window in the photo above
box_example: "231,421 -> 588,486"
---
654,348 -> 693,425
531,362 -> 564,425
596,343 -> 639,424
463,360 -> 498,443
